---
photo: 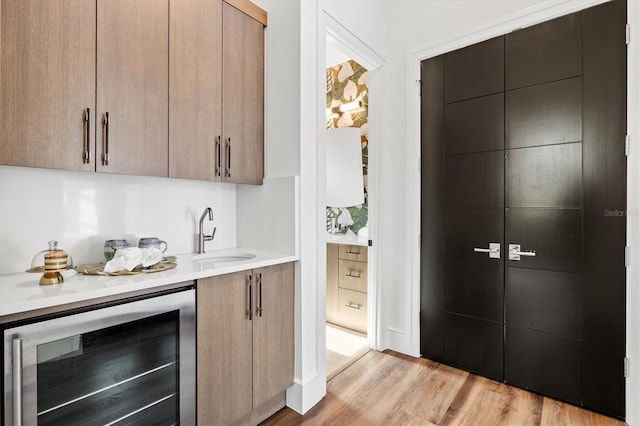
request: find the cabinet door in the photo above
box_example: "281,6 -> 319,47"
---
197,272 -> 253,425
0,0 -> 96,171
169,0 -> 223,181
96,0 -> 168,176
253,263 -> 294,409
222,2 -> 264,184
326,243 -> 340,323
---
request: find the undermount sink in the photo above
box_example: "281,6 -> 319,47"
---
194,253 -> 256,263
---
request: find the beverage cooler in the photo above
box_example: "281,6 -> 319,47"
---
3,287 -> 195,425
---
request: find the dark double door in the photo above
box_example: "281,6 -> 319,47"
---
420,0 -> 626,419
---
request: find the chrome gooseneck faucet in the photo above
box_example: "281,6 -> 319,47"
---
198,207 -> 216,254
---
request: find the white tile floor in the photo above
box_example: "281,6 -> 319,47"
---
326,323 -> 369,379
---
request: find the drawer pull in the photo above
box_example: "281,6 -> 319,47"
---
345,249 -> 361,255
345,302 -> 361,310
345,272 -> 361,278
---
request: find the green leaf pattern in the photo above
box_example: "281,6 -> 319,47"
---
326,60 -> 368,235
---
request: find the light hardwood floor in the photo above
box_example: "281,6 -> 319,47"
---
262,350 -> 626,426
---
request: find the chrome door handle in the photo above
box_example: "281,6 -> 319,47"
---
509,244 -> 537,261
13,338 -> 23,426
473,242 -> 500,259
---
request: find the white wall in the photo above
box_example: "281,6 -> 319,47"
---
0,166 -> 236,273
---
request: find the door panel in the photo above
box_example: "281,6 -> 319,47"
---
444,313 -> 503,381
581,0 -> 627,416
506,268 -> 581,338
444,94 -> 504,155
445,261 -> 503,322
444,37 -> 504,104
506,142 -> 582,208
506,13 -> 582,90
444,208 -> 503,263
444,151 -> 504,208
505,326 -> 581,405
506,78 -> 582,149
506,208 -> 582,273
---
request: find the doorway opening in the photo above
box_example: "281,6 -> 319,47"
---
321,13 -> 384,380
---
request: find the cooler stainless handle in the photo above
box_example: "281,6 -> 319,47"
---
13,338 -> 22,426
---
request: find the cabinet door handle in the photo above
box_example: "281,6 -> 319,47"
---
83,108 -> 91,164
345,271 -> 361,278
216,135 -> 222,177
257,272 -> 263,317
102,112 -> 110,166
247,274 -> 253,321
345,303 -> 361,310
227,137 -> 231,177
12,338 -> 23,426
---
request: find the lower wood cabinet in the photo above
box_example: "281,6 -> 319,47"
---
327,243 -> 368,333
197,262 -> 294,425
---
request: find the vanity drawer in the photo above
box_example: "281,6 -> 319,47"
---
338,245 -> 367,262
339,259 -> 368,293
338,288 -> 367,334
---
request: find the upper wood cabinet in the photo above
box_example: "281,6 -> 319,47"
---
222,1 -> 265,185
1,0 -> 265,181
0,0 -> 96,171
169,0 -> 223,181
1,0 -> 168,176
170,0 -> 265,184
96,0 -> 169,177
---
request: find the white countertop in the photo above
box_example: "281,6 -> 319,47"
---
0,248 -> 297,319
325,233 -> 369,247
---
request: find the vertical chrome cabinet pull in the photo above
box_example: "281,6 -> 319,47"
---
216,135 -> 222,177
247,274 -> 253,321
102,112 -> 110,166
12,338 -> 23,426
83,108 -> 91,164
473,243 -> 501,259
257,273 -> 263,317
227,137 -> 231,177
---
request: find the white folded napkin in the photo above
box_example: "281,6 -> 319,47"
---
103,247 -> 162,273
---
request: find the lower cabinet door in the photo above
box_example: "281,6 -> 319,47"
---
197,271 -> 253,425
253,263 -> 295,409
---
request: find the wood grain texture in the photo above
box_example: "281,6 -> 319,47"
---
96,0 -> 168,177
197,272 -> 253,425
169,0 -> 222,181
222,1 -> 264,184
0,0 -> 96,171
224,0 -> 267,26
261,350 -> 625,426
252,263 -> 294,409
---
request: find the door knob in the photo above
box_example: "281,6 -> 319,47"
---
508,244 -> 537,261
473,242 -> 500,259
